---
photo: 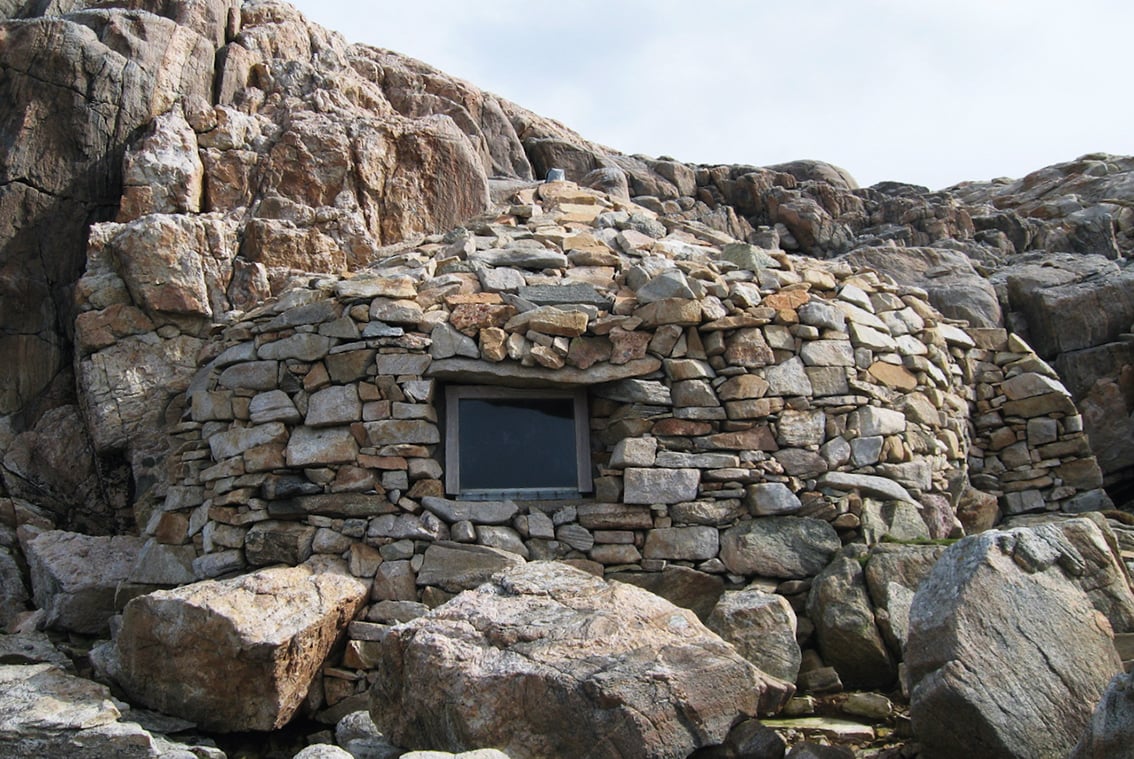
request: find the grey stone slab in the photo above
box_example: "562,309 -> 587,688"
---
519,283 -> 612,308
623,468 -> 700,505
422,497 -> 519,526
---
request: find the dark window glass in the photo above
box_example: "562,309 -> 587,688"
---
457,397 -> 577,491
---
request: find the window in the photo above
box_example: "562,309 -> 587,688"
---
444,385 -> 592,500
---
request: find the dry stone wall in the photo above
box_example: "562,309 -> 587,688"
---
122,182 -> 1108,606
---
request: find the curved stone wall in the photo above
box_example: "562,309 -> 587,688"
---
109,182 -> 1108,597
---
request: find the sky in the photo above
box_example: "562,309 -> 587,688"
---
288,0 -> 1132,191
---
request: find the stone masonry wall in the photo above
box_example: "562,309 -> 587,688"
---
124,182 -> 1108,606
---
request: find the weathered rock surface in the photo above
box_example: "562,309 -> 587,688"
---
1069,669 -> 1134,759
844,246 -> 1001,328
370,561 -> 792,758
0,1 -> 217,422
0,663 -> 218,759
25,530 -> 145,634
1,404 -> 127,532
861,542 -> 948,655
720,517 -> 841,579
807,551 -> 897,689
906,521 -> 1125,758
707,588 -> 802,683
0,545 -> 30,628
97,561 -> 367,732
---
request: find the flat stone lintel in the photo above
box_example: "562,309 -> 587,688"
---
426,357 -> 661,388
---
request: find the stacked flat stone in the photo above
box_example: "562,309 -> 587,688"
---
962,329 -> 1107,514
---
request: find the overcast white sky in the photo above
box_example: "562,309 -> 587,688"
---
288,0 -> 1131,190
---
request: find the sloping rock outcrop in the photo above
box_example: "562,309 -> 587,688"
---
0,663 -> 224,759
906,518 -> 1130,758
369,561 -> 792,758
95,559 -> 367,732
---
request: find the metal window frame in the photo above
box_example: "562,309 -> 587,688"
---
444,385 -> 592,499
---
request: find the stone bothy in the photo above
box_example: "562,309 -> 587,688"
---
122,182 -> 1106,600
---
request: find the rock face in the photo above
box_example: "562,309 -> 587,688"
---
1069,669 -> 1134,759
0,0 -> 217,417
906,520 -> 1127,758
97,561 -> 367,732
844,246 -> 1002,328
24,530 -> 145,634
0,663 -> 211,759
0,544 -> 30,628
369,561 -> 792,759
706,588 -> 802,683
0,0 -> 226,530
807,551 -> 897,690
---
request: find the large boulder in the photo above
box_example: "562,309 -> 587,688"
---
0,663 -> 219,759
843,246 -> 1002,328
369,561 -> 793,758
906,521 -> 1125,758
24,530 -> 145,634
1069,669 -> 1134,759
861,542 -> 948,655
719,516 -> 840,579
95,560 -> 367,732
706,588 -> 802,683
0,544 -> 30,628
609,565 -> 725,621
415,541 -> 525,593
806,551 -> 897,690
1002,254 -> 1134,359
